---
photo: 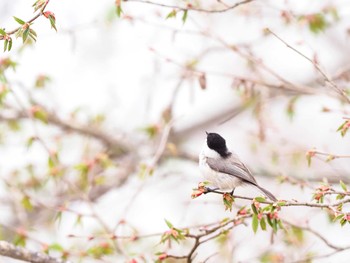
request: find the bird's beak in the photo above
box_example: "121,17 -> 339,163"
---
205,131 -> 209,135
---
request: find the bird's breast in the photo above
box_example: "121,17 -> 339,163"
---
199,152 -> 242,190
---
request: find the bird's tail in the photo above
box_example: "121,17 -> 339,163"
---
255,185 -> 277,201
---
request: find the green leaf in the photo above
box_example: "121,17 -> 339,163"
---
340,180 -> 348,192
286,96 -> 299,120
48,156 -> 55,169
8,120 -> 20,131
13,16 -> 25,25
48,16 -> 57,31
166,9 -> 177,19
48,243 -> 64,252
116,6 -> 123,17
32,0 -> 46,12
32,107 -> 48,124
337,120 -> 350,137
0,28 -> 6,36
340,218 -> 347,227
164,219 -> 173,229
182,10 -> 188,24
3,39 -> 8,52
308,14 -> 328,34
223,193 -> 234,211
8,38 -> 12,51
251,204 -> 258,215
306,150 -> 315,167
260,217 -> 266,231
252,213 -> 259,233
334,213 -> 344,222
14,234 -> 26,247
277,201 -> 286,207
21,196 -> 33,211
336,194 -> 345,200
55,211 -> 62,226
255,196 -> 266,202
272,219 -> 278,233
266,215 -> 273,227
29,28 -> 37,37
26,136 -> 37,149
22,27 -> 30,43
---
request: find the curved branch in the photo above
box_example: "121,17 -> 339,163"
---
0,0 -> 50,40
0,240 -> 69,263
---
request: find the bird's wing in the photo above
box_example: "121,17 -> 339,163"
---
206,153 -> 257,185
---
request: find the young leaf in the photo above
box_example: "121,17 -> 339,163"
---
260,217 -> 267,231
22,27 -> 30,43
3,39 -> 8,52
166,9 -> 177,19
182,10 -> 188,24
286,96 -> 299,120
21,196 -> 33,211
116,6 -> 123,17
308,14 -> 328,34
49,16 -> 57,31
164,219 -> 173,229
0,28 -> 6,36
29,29 -> 37,42
32,0 -> 46,12
266,215 -> 273,227
334,213 -> 344,222
255,196 -> 266,203
252,213 -> 259,233
48,243 -> 64,252
305,150 -> 315,167
251,203 -> 258,215
337,120 -> 350,137
340,180 -> 348,192
13,16 -> 25,25
223,193 -> 234,211
272,219 -> 278,233
8,38 -> 12,51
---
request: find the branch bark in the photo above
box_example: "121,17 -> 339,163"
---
0,240 -> 69,263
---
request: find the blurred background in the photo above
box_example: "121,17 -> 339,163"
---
1,0 -> 350,262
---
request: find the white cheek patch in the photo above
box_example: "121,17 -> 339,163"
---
202,143 -> 221,159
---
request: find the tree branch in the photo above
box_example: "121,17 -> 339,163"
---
203,188 -> 350,208
0,240 -> 69,263
0,0 -> 50,40
266,28 -> 350,103
126,0 -> 254,13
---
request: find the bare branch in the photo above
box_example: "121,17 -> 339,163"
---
126,0 -> 254,13
266,28 -> 350,103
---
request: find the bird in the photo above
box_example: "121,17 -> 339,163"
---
199,132 -> 277,201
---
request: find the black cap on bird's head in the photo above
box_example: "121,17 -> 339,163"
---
205,132 -> 231,158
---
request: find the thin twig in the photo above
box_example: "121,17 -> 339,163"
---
0,0 -> 50,40
126,0 -> 254,13
266,28 -> 350,103
204,188 -> 350,208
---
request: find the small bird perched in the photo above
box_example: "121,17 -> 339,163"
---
199,132 -> 277,201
